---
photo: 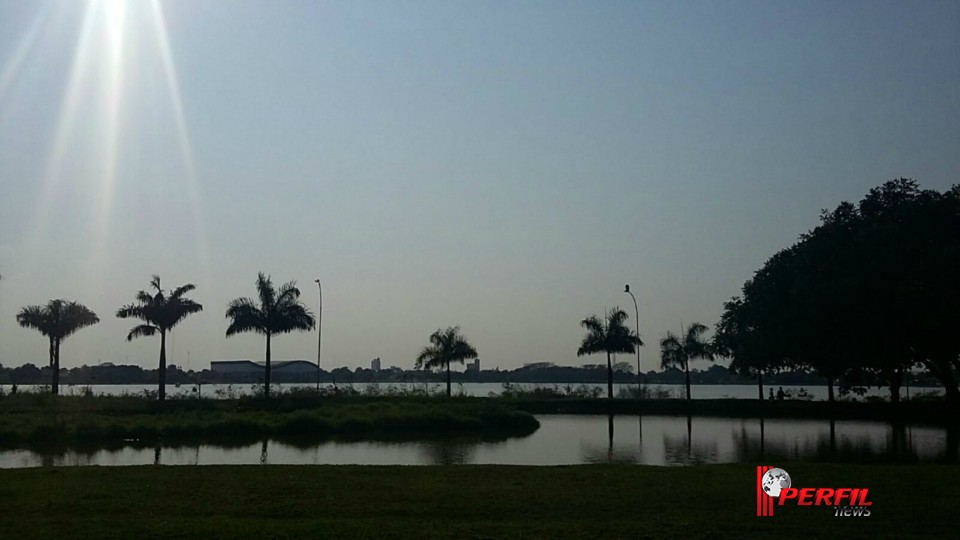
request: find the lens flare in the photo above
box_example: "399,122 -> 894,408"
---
14,0 -> 209,297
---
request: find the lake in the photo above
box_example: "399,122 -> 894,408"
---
1,382 -> 942,401
1,414 -> 954,469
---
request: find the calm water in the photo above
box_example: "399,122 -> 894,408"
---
1,383 -> 942,401
1,415 -> 954,469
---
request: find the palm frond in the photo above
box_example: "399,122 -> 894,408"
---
127,324 -> 159,341
256,272 -> 275,311
116,303 -> 145,320
225,298 -> 266,337
170,283 -> 196,299
273,303 -> 315,333
276,281 -> 300,306
659,332 -> 684,369
16,305 -> 52,334
415,345 -> 441,370
58,301 -> 99,339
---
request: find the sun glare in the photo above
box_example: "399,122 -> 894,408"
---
11,0 -> 210,298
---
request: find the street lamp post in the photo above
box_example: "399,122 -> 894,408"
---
314,278 -> 322,394
624,284 -> 641,395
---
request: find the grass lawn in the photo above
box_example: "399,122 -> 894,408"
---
0,463 -> 957,539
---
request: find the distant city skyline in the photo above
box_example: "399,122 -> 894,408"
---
1,0 -> 958,372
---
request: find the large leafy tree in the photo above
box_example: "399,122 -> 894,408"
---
117,275 -> 203,401
415,326 -> 478,397
225,273 -> 316,398
717,179 -> 960,405
577,308 -> 642,399
660,323 -> 714,400
16,299 -> 99,395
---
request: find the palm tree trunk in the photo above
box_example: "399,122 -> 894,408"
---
446,360 -> 451,397
53,338 -> 61,396
159,330 -> 167,401
684,359 -> 691,400
827,377 -> 835,403
606,351 -> 613,399
757,371 -> 763,400
48,337 -> 55,395
890,368 -> 903,404
265,333 -> 272,398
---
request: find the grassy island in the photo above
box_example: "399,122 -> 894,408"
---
0,393 -> 539,449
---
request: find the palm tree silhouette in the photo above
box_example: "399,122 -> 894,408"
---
117,275 -> 203,401
660,322 -> 714,400
416,326 -> 478,397
225,272 -> 316,398
16,299 -> 99,395
577,308 -> 642,399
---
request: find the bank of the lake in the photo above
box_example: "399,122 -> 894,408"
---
0,463 -> 955,539
507,397 -> 958,425
1,393 -> 957,451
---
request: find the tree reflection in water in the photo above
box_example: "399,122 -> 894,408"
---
418,439 -> 477,465
580,415 -> 642,464
663,416 -> 718,465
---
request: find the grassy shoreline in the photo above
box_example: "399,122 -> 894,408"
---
1,393 -> 955,450
0,463 -> 956,539
0,394 -> 539,449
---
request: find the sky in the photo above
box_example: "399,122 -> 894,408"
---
0,0 -> 958,374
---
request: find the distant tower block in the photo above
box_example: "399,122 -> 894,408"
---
371,357 -> 381,372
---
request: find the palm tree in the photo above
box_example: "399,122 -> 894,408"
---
660,322 -> 715,400
16,300 -> 99,395
225,273 -> 316,398
415,326 -> 478,397
577,308 -> 643,399
117,275 -> 203,401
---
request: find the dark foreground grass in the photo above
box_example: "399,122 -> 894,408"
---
0,463 -> 957,539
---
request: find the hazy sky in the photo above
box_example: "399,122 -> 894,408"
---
0,0 -> 957,374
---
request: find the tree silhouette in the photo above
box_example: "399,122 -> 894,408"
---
416,326 -> 478,397
715,179 -> 960,405
225,273 -> 315,398
577,308 -> 642,399
660,323 -> 714,400
117,275 -> 203,401
16,300 -> 99,394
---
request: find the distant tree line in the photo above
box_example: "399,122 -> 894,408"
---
713,179 -> 960,404
0,361 -> 941,388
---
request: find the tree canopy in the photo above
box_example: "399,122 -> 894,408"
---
714,179 -> 960,403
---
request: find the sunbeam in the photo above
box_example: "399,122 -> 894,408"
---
95,0 -> 127,263
16,0 -> 209,300
0,4 -> 50,107
28,1 -> 99,254
149,0 -> 212,290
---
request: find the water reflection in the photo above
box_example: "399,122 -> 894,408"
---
0,415 -> 955,468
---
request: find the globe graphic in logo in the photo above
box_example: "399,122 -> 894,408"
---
761,468 -> 791,497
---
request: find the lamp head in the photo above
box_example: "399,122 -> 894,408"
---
624,284 -> 630,293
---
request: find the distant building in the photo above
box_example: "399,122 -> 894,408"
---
371,357 -> 381,372
210,360 -> 317,374
466,358 -> 480,372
